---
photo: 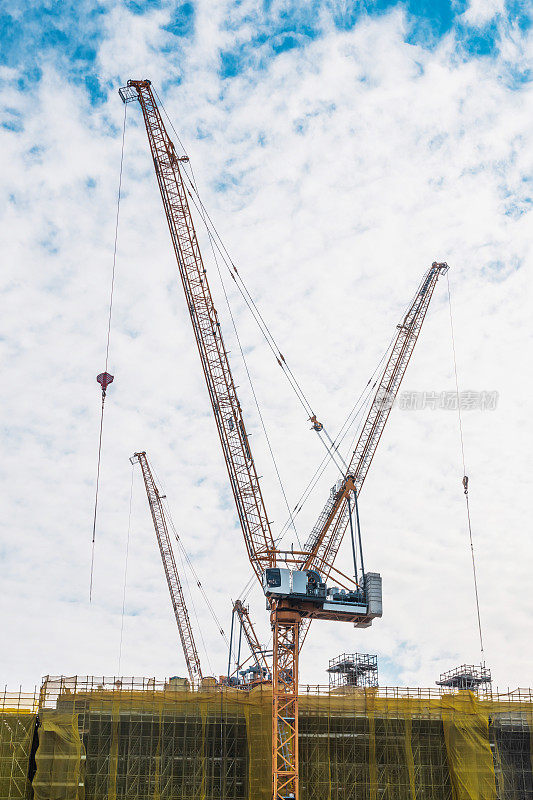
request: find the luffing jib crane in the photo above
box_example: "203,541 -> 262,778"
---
233,599 -> 270,681
131,451 -> 203,686
120,79 -> 448,800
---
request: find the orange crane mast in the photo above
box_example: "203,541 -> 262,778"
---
131,451 -> 203,686
120,79 -> 447,800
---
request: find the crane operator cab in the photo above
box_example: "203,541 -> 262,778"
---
263,567 -> 382,627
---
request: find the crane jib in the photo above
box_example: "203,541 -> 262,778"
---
132,451 -> 203,684
302,262 -> 448,577
125,80 -> 276,582
122,79 -> 448,800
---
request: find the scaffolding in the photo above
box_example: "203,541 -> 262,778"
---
0,687 -> 38,800
437,664 -> 492,692
8,675 -> 530,800
327,653 -> 378,688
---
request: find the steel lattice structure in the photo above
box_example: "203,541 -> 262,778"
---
302,262 -> 448,579
124,81 -> 275,584
132,451 -> 202,685
233,600 -> 270,676
272,611 -> 300,800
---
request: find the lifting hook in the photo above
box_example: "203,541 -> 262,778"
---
309,414 -> 323,432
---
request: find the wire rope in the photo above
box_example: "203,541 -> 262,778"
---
161,495 -> 230,648
203,207 -> 302,547
118,463 -> 135,675
153,87 -> 344,473
274,267 -> 433,540
176,541 -> 215,675
153,87 -> 303,543
275,330 -> 397,541
89,101 -> 128,601
447,272 -> 485,664
144,457 -> 230,649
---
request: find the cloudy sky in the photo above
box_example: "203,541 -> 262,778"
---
1,0 -> 531,694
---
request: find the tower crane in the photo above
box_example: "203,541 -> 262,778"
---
131,451 -> 203,686
120,79 -> 447,800
233,599 -> 270,680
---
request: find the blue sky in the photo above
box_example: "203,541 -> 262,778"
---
0,0 -> 532,689
1,0 -> 530,104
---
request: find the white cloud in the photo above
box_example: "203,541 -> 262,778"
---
461,0 -> 506,26
0,5 -> 532,694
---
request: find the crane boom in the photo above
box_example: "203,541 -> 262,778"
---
132,451 -> 203,685
301,262 -> 449,578
121,80 -> 275,582
233,599 -> 270,675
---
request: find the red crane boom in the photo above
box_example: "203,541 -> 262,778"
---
132,451 -> 203,685
121,80 -> 275,583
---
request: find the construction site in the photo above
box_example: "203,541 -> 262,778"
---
2,677 -> 533,799
1,77 -> 531,800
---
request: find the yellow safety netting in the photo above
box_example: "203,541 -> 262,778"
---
33,712 -> 84,800
30,685 -> 533,800
441,693 -> 496,800
0,712 -> 36,800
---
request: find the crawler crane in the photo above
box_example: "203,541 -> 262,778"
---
120,79 -> 448,800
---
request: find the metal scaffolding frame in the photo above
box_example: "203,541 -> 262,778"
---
20,676 -> 533,800
327,653 -> 379,688
436,664 -> 492,692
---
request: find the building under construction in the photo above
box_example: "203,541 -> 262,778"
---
2,675 -> 532,800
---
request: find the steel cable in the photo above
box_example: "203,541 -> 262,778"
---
89,101 -> 128,600
447,271 -> 485,663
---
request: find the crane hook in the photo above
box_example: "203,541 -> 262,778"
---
462,475 -> 469,495
309,414 -> 323,432
97,371 -> 114,398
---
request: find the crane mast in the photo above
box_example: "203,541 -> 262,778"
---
131,451 -> 202,685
